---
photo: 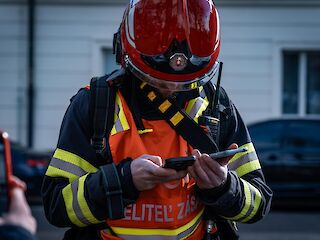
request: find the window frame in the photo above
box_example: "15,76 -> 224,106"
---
91,38 -> 114,76
273,42 -> 320,117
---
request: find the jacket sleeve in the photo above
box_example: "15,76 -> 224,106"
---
0,225 -> 37,240
196,100 -> 273,224
41,89 -> 139,228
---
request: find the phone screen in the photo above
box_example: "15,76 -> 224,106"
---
0,142 -> 9,216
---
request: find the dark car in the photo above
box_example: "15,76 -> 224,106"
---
248,118 -> 320,201
11,143 -> 52,203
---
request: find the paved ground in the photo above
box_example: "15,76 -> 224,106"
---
32,205 -> 320,240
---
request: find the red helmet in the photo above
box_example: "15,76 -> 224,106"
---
117,0 -> 220,91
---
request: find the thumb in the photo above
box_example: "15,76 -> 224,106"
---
143,154 -> 163,166
219,143 -> 238,166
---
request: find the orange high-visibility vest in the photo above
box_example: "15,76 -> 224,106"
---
101,91 -> 207,240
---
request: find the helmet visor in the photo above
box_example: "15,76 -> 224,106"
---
125,55 -> 219,91
128,0 -> 219,57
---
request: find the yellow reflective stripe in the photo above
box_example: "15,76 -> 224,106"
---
54,148 -> 98,173
62,183 -> 86,227
170,112 -> 184,126
199,86 -> 206,98
111,93 -> 130,135
185,98 -> 196,115
140,82 -> 147,89
45,166 -> 78,183
229,143 -> 255,164
194,98 -> 208,123
147,91 -> 157,101
138,129 -> 153,135
78,174 -> 101,224
235,160 -> 261,177
242,184 -> 262,223
111,208 -> 204,236
185,97 -> 208,123
225,180 -> 262,222
159,100 -> 172,113
62,175 -> 102,227
226,179 -> 251,221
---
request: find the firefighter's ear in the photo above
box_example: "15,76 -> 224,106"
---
113,28 -> 122,65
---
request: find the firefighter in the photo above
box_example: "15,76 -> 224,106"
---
42,0 -> 272,239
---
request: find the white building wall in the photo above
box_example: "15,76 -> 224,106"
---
34,5 -> 125,149
1,3 -> 320,149
0,5 -> 28,144
219,7 -> 320,123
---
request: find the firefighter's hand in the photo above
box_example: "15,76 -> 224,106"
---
131,154 -> 187,191
0,178 -> 37,235
187,143 -> 238,189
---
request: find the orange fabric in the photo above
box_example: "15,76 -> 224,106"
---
101,92 -> 205,239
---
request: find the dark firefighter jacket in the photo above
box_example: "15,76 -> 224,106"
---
41,77 -> 272,240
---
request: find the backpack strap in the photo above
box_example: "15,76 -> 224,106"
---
90,69 -> 124,163
89,69 -> 125,220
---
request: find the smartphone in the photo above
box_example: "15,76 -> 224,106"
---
209,147 -> 248,159
163,156 -> 196,171
0,131 -> 12,216
163,147 -> 247,171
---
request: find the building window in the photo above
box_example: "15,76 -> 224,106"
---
282,51 -> 320,116
102,48 -> 119,74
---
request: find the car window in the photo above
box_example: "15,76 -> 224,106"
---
286,121 -> 320,149
249,121 -> 284,149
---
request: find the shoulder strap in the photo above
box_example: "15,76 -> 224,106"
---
90,68 -> 124,163
89,69 -> 126,220
139,82 -> 219,153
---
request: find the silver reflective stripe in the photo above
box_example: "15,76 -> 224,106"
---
71,180 -> 91,226
237,184 -> 256,222
188,97 -> 206,120
50,157 -> 86,177
177,214 -> 202,239
199,86 -> 206,99
228,151 -> 258,171
113,102 -> 124,132
115,119 -> 124,132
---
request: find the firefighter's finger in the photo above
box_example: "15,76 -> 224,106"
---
191,149 -> 201,159
151,165 -> 182,178
201,154 -> 226,177
217,143 -> 239,166
192,155 -> 211,184
142,154 -> 163,166
200,155 -> 227,186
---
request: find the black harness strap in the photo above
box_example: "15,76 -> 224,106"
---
139,82 -> 219,153
90,76 -> 110,156
90,69 -> 124,163
89,69 -> 125,220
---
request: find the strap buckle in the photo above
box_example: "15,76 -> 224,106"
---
91,137 -> 106,153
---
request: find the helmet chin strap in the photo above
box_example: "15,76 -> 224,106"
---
124,55 -> 220,92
